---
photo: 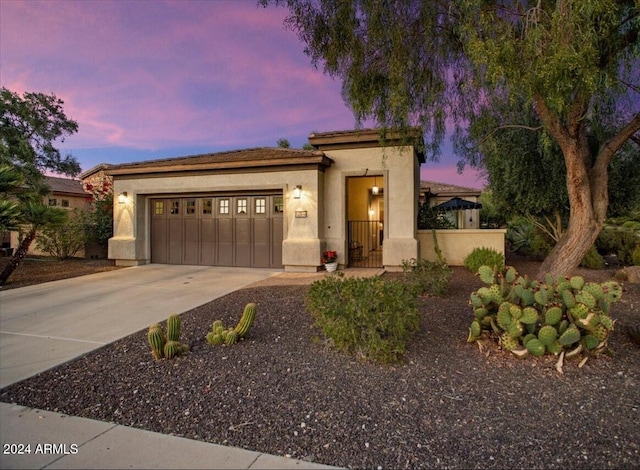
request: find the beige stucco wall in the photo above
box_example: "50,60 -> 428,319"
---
109,143 -> 422,271
109,169 -> 325,269
321,145 -> 419,269
418,229 -> 507,266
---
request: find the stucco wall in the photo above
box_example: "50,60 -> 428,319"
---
418,229 -> 507,266
321,145 -> 419,269
109,169 -> 324,269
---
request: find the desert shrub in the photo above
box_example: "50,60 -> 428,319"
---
580,245 -> 606,269
596,228 -> 638,265
632,245 -> 640,266
506,218 -> 553,258
401,258 -> 451,297
463,247 -> 505,274
35,209 -> 88,259
305,275 -> 419,363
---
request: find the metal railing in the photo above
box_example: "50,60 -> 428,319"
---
348,220 -> 383,268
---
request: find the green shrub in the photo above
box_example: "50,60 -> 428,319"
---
632,244 -> 640,266
305,275 -> 419,363
35,209 -> 88,259
463,247 -> 505,274
401,258 -> 451,297
580,245 -> 606,269
596,228 -> 638,265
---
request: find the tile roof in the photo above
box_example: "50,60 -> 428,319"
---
105,147 -> 331,176
420,180 -> 482,196
46,176 -> 87,196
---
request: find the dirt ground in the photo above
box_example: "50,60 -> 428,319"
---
1,257 -> 639,469
0,256 -> 123,290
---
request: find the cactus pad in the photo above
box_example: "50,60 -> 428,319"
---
500,332 -> 519,351
525,338 -> 545,357
559,326 -> 581,346
569,276 -> 585,290
575,291 -> 596,310
520,307 -> 538,325
478,265 -> 496,284
538,325 -> 558,346
544,307 -> 562,326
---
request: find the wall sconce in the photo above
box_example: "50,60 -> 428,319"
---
372,176 -> 379,195
293,185 -> 302,199
118,191 -> 128,204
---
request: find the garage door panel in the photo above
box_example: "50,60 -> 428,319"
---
184,218 -> 199,265
151,218 -> 168,264
252,218 -> 270,268
217,218 -> 233,266
200,218 -> 215,266
234,218 -> 251,267
168,218 -> 183,264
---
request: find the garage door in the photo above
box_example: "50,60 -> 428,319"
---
150,195 -> 283,268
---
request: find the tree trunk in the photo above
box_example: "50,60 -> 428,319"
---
0,230 -> 36,285
537,140 -> 602,278
532,100 -> 640,280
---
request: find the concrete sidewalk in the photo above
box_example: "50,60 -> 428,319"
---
0,265 -> 341,469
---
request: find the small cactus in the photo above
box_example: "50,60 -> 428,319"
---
148,325 -> 166,360
234,302 -> 257,338
167,314 -> 181,342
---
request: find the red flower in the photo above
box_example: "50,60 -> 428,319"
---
322,250 -> 337,264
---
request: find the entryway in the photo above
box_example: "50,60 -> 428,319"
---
347,176 -> 384,268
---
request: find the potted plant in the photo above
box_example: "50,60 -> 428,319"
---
322,250 -> 338,272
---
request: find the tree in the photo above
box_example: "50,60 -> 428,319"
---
0,88 -> 80,284
0,201 -> 68,284
265,0 -> 640,278
277,138 -> 291,148
0,165 -> 24,233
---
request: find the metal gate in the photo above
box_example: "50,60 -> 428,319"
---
348,220 -> 383,267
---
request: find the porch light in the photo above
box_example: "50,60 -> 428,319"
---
372,176 -> 379,195
118,192 -> 128,204
293,185 -> 302,199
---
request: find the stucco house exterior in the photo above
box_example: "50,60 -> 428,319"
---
106,128 -> 425,271
420,180 -> 482,230
2,176 -> 91,257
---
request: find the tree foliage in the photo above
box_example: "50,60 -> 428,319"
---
0,88 -> 80,284
266,0 -> 640,277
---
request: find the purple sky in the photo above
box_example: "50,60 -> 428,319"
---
1,0 -> 484,189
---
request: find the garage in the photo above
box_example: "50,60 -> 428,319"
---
150,193 -> 283,268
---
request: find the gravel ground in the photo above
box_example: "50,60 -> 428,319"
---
1,262 -> 639,469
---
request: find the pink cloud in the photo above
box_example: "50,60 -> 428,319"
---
420,164 -> 486,190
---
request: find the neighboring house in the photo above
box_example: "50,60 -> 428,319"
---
3,176 -> 91,256
106,128 -> 425,271
420,180 -> 482,229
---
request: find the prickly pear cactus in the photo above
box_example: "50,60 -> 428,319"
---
467,265 -> 622,366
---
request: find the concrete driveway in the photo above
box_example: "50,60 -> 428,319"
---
0,264 -> 279,388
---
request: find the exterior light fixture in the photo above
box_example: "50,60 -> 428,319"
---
118,191 -> 128,204
372,176 -> 379,195
293,185 -> 302,199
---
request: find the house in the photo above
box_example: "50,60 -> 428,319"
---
3,176 -> 91,256
420,180 -> 482,229
106,128 -> 425,271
